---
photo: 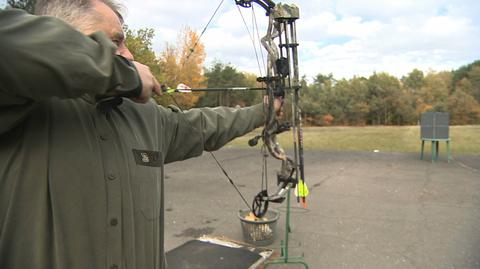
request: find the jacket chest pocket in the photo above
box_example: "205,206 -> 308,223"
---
132,149 -> 163,220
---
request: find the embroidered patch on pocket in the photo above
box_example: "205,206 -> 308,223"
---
132,149 -> 162,167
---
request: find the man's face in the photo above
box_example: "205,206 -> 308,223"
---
88,0 -> 134,61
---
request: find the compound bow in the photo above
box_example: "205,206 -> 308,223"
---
165,0 -> 307,219
236,0 -> 307,218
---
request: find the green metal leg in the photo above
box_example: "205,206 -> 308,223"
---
265,258 -> 309,268
423,139 -> 451,163
264,186 -> 309,269
420,140 -> 425,160
447,140 -> 451,162
431,141 -> 436,163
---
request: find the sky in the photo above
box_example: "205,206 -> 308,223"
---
120,0 -> 480,81
7,0 -> 473,81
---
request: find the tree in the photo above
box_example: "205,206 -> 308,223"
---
7,0 -> 35,13
448,89 -> 480,124
393,87 -> 417,125
157,27 -> 206,108
415,71 -> 451,115
123,26 -> 169,106
455,65 -> 480,103
159,44 -> 179,88
177,28 -> 205,89
366,72 -> 402,125
343,77 -> 370,125
325,79 -> 355,125
124,27 -> 162,81
467,65 -> 480,102
235,72 -> 263,107
402,69 -> 425,92
452,60 -> 480,88
302,73 -> 334,125
198,61 -> 261,107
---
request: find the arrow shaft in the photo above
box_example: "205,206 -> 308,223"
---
173,87 -> 266,92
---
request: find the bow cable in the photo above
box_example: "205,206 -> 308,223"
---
184,0 -> 226,62
236,3 -> 275,215
166,92 -> 254,212
236,5 -> 265,76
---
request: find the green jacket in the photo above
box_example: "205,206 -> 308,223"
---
0,10 -> 264,269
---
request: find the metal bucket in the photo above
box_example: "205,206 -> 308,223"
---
238,209 -> 279,246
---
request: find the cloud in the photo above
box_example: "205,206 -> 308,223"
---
335,0 -> 445,20
122,0 -> 480,80
200,5 -> 272,73
299,12 -> 383,42
296,0 -> 480,79
122,0 -> 225,41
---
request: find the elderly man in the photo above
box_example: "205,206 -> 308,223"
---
0,1 -> 277,268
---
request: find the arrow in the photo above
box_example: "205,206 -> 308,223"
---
161,84 -> 266,93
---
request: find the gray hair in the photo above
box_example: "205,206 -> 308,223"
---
35,0 -> 124,32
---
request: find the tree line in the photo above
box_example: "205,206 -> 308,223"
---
303,65 -> 480,125
4,1 -> 480,125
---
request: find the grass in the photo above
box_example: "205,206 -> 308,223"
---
228,125 -> 480,155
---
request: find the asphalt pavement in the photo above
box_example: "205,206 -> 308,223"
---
164,148 -> 480,269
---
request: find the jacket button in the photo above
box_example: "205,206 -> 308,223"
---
110,264 -> 118,269
107,174 -> 116,180
99,134 -> 108,140
110,218 -> 118,226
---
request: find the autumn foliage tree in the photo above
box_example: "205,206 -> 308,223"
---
157,27 -> 206,108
